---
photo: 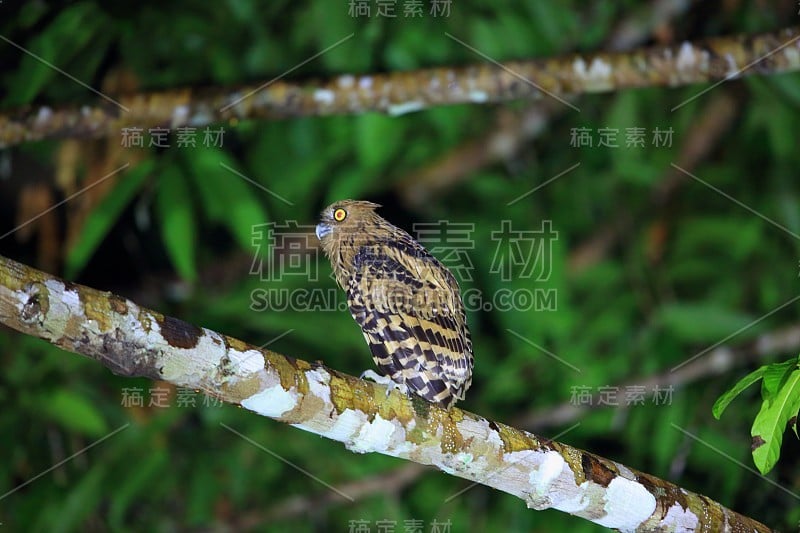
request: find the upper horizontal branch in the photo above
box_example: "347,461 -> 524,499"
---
1,26 -> 798,148
0,254 -> 773,531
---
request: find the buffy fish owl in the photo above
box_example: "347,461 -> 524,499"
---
315,200 -> 473,408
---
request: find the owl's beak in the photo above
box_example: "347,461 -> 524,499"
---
315,223 -> 332,241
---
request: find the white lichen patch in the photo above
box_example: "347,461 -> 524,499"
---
468,90 -> 488,103
241,384 -> 299,418
437,462 -> 457,476
437,450 -> 488,477
661,502 -> 699,531
161,330 -> 225,382
337,74 -> 355,89
529,451 -> 565,495
52,281 -> 81,310
785,46 -> 800,68
594,476 -> 656,531
516,449 -> 593,512
503,449 -> 533,465
572,57 -> 614,91
676,42 -> 697,70
454,416 -> 504,451
550,481 -> 592,514
313,89 -> 335,105
29,280 -> 87,337
457,452 -> 473,465
671,42 -> 713,80
724,53 -> 741,78
171,105 -> 189,127
358,76 -> 373,90
326,411 -> 405,455
388,100 -> 424,116
226,348 -> 266,376
36,106 -> 53,125
306,408 -> 367,442
613,461 -> 635,480
486,427 -> 504,449
304,368 -> 332,406
389,439 -> 416,457
348,414 -> 397,454
189,110 -> 213,126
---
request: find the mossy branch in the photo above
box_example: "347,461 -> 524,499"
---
0,254 -> 774,532
1,26 -> 798,148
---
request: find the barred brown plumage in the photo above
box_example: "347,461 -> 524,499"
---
315,200 -> 473,408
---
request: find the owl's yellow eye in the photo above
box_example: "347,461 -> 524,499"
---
333,208 -> 347,222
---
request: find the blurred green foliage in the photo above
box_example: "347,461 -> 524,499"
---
2,1 -> 800,531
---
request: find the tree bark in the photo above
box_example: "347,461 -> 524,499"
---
1,26 -> 798,148
0,254 -> 773,532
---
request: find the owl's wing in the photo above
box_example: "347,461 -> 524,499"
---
346,241 -> 473,407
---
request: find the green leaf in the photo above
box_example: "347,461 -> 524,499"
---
5,2 -> 109,105
184,148 -> 234,221
762,358 -> 799,399
183,148 -> 269,250
40,390 -> 108,437
64,160 -> 154,279
712,366 -> 767,419
751,368 -> 800,474
156,167 -> 197,281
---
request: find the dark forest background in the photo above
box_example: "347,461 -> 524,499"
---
1,1 -> 799,531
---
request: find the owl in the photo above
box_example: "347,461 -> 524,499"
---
316,200 -> 473,408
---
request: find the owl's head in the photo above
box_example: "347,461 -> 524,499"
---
315,200 -> 382,248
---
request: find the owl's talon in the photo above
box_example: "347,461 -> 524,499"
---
360,369 -> 408,397
360,369 -> 382,381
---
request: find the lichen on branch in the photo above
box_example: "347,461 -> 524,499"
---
1,26 -> 798,149
0,254 -> 773,532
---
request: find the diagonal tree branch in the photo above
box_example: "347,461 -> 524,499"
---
256,318 -> 800,523
0,253 -> 774,531
1,26 -> 799,148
